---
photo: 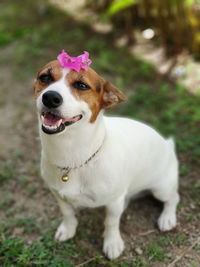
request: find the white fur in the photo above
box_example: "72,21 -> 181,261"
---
37,70 -> 179,259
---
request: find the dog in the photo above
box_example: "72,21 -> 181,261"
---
34,51 -> 179,259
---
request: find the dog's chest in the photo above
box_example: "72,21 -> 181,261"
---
58,175 -> 98,207
43,164 -> 109,208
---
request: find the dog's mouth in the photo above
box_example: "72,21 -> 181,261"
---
41,112 -> 82,134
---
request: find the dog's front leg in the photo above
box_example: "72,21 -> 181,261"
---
53,193 -> 78,242
103,195 -> 125,259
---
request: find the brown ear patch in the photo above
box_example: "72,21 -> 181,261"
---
101,81 -> 127,109
96,80 -> 101,93
66,67 -> 127,123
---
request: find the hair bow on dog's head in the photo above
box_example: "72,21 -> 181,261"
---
57,50 -> 92,72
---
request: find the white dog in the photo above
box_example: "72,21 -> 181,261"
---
34,56 -> 179,259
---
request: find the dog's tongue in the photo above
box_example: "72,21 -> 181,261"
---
43,113 -> 81,126
44,113 -> 62,126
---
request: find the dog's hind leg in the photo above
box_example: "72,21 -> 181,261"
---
103,194 -> 125,259
156,191 -> 179,231
152,147 -> 179,232
53,193 -> 78,242
152,170 -> 179,232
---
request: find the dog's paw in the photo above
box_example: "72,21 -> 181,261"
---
103,234 -> 124,260
158,212 -> 176,231
55,221 -> 76,242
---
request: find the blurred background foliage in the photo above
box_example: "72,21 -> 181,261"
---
86,0 -> 200,57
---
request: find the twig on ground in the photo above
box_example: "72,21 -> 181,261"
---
168,236 -> 200,267
76,256 -> 103,267
138,229 -> 156,236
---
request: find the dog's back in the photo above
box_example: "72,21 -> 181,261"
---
103,116 -> 178,196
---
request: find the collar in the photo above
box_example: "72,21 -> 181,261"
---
56,136 -> 105,182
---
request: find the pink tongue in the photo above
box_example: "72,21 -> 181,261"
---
63,115 -> 80,123
44,113 -> 62,126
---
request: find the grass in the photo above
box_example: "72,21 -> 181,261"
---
146,242 -> 168,262
0,219 -> 79,266
0,0 -> 200,266
173,233 -> 186,246
0,158 -> 19,184
0,235 -> 74,266
189,181 -> 200,200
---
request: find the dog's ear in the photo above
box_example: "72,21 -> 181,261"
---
101,81 -> 127,109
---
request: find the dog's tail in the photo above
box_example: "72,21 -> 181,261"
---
167,137 -> 176,151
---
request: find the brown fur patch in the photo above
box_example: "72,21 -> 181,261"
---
66,67 -> 127,122
101,81 -> 127,109
66,68 -> 104,122
96,80 -> 101,93
34,60 -> 63,99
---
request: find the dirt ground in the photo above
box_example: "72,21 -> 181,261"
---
0,1 -> 200,266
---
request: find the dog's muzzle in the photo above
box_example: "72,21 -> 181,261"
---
41,110 -> 82,135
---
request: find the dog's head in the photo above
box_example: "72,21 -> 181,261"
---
34,60 -> 127,135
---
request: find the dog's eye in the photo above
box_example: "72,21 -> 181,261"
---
39,73 -> 54,84
73,81 -> 91,90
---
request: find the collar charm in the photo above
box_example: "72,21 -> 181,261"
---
62,175 -> 69,182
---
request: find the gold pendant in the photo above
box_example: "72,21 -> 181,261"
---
62,175 -> 69,182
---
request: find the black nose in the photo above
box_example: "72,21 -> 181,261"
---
42,91 -> 63,108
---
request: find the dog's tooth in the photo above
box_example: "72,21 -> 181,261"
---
41,115 -> 44,123
43,122 -> 60,131
58,119 -> 62,127
44,124 -> 51,130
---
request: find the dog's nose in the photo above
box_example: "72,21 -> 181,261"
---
42,91 -> 63,108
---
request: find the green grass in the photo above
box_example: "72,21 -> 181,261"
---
0,151 -> 25,185
0,235 -> 74,266
0,161 -> 18,184
190,262 -> 199,267
159,236 -> 172,246
189,181 -> 200,200
0,193 -> 14,210
173,233 -> 186,246
145,242 -> 168,262
0,219 -> 79,266
133,257 -> 148,267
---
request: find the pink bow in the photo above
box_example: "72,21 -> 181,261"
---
57,50 -> 92,72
